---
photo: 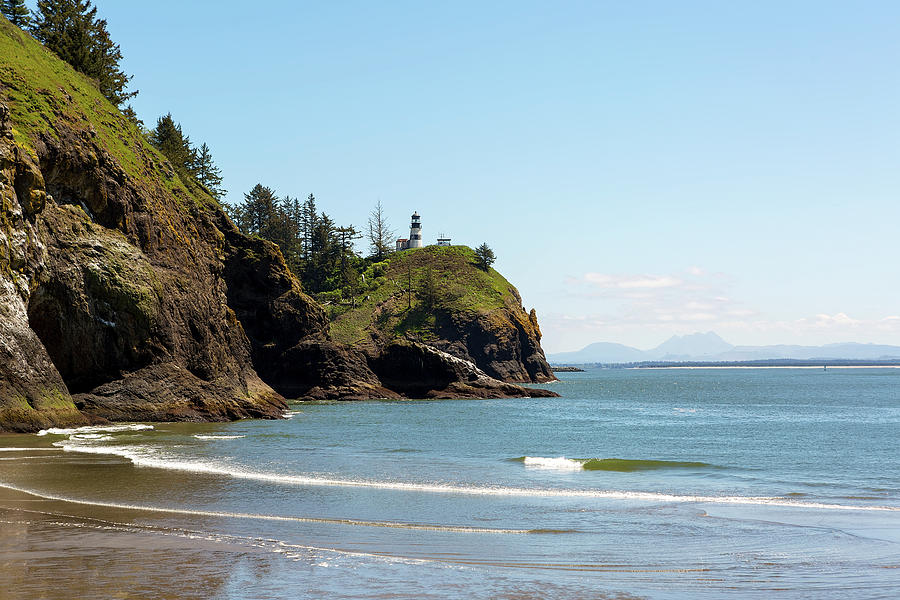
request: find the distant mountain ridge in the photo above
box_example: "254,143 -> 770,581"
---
548,332 -> 900,364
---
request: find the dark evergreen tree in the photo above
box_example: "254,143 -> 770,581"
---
417,264 -> 440,310
239,184 -> 280,236
2,0 -> 32,28
335,225 -> 363,297
31,0 -> 137,105
121,104 -> 143,128
228,186 -> 365,298
305,214 -> 339,293
194,143 -> 226,200
474,243 -> 496,271
150,113 -> 197,179
277,196 -> 303,272
300,194 -> 319,265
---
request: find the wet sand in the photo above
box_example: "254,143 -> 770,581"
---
0,486 -> 270,600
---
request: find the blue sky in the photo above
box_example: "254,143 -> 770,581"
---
51,1 -> 900,352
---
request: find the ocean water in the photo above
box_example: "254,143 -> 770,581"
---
1,368 -> 898,599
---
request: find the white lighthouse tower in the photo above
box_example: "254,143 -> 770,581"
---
408,212 -> 423,249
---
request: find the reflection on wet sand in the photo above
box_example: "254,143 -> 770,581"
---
0,491 -> 242,599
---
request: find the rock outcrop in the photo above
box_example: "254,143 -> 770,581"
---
370,341 -> 557,399
330,245 -> 558,385
0,20 -> 291,430
0,18 -> 557,432
426,288 -> 556,384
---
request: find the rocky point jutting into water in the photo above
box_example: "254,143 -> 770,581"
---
0,19 -> 556,432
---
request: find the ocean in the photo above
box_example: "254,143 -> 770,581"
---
1,368 -> 898,599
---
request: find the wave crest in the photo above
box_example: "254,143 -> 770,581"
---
37,424 -> 154,436
582,458 -> 713,472
511,456 -> 714,472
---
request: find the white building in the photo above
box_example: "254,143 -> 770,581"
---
396,212 -> 423,250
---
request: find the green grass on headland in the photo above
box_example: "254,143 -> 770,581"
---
0,18 -> 214,209
329,245 -> 520,346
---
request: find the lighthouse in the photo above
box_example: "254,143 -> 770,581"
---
408,212 -> 423,249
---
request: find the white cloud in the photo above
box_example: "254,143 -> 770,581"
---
544,265 -> 900,351
813,312 -> 860,326
583,273 -> 683,289
544,265 -> 900,352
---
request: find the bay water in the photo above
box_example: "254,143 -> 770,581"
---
1,368 -> 898,598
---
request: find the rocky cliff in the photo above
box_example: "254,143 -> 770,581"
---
0,19 -> 303,431
0,19 -> 555,432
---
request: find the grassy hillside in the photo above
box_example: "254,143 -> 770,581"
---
330,245 -> 521,346
0,18 -> 208,205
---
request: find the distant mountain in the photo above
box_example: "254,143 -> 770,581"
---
548,342 -> 647,365
648,332 -> 733,360
548,333 -> 900,365
716,343 -> 900,362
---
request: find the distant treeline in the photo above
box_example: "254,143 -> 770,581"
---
226,186 -> 373,297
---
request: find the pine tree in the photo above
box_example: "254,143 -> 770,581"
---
335,225 -> 362,295
2,0 -> 32,28
305,214 -> 338,293
31,0 -> 137,105
150,113 -> 196,179
299,194 -> 319,264
194,143 -> 226,200
228,186 -> 366,297
240,184 -> 280,237
474,243 -> 496,271
417,264 -> 440,310
225,202 -> 249,234
121,104 -> 144,128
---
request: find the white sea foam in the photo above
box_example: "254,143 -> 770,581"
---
523,456 -> 584,471
282,410 -> 302,419
193,435 -> 246,440
70,433 -> 114,441
37,424 -> 154,436
48,441 -> 900,512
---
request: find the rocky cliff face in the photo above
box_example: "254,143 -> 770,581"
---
370,341 -> 556,399
0,19 -> 556,432
0,20 -> 296,430
0,101 -> 288,430
428,287 -> 556,384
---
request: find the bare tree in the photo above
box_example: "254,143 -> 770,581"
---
367,200 -> 395,260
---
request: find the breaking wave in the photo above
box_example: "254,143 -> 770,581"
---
37,424 -> 154,436
45,439 -> 899,511
511,456 -> 714,472
193,435 -> 246,440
